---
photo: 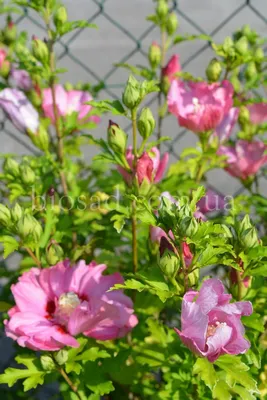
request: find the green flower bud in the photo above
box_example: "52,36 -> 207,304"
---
255,47 -> 264,63
30,125 -> 49,152
20,164 -> 36,186
122,75 -> 141,110
161,75 -> 170,96
107,120 -> 127,154
3,20 -> 17,44
64,82 -> 73,91
230,75 -> 241,92
46,241 -> 64,265
242,24 -> 251,37
238,106 -> 250,128
240,227 -> 258,249
148,42 -> 161,70
0,60 -> 10,79
235,36 -> 249,55
223,36 -> 234,53
159,249 -> 179,278
17,214 -> 42,242
158,197 -> 177,230
32,38 -> 49,64
166,12 -> 178,36
11,203 -> 23,223
137,107 -> 155,139
54,6 -> 68,28
205,58 -> 222,82
3,158 -> 20,177
28,89 -> 42,108
245,62 -> 257,80
40,355 -> 56,371
179,216 -> 198,237
54,349 -> 68,365
0,204 -> 12,227
188,268 -> 199,287
238,214 -> 252,234
156,0 -> 169,19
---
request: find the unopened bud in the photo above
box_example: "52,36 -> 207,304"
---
137,107 -> 155,139
11,203 -> 23,223
53,6 -> 68,28
122,75 -> 141,110
3,158 -> 20,177
205,58 -> 222,82
230,75 -> 241,92
20,165 -> 36,186
32,38 -> 49,64
3,20 -> 17,44
242,24 -> 251,37
240,227 -> 258,249
179,216 -> 198,237
158,197 -> 177,230
158,238 -> 179,278
166,12 -> 178,36
238,106 -> 250,128
235,36 -> 249,55
0,204 -> 11,227
148,42 -> 161,70
64,82 -> 73,91
33,125 -> 50,152
46,241 -> 64,265
223,36 -> 234,54
28,88 -> 42,108
245,62 -> 257,80
0,60 -> 10,78
162,75 -> 170,95
255,47 -> 264,63
40,355 -> 56,371
107,120 -> 127,154
156,0 -> 169,19
188,268 -> 199,287
17,214 -> 42,242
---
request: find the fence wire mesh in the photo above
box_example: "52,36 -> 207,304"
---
1,0 -> 267,197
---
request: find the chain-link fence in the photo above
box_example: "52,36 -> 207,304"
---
2,0 -> 267,195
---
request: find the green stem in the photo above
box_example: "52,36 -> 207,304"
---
131,109 -> 138,274
58,367 -> 83,400
25,247 -> 41,268
157,29 -> 167,149
178,242 -> 188,292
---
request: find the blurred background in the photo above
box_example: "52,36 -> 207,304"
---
1,1 -> 267,397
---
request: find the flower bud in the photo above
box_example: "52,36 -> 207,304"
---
122,75 -> 140,110
107,120 -> 127,154
179,216 -> 198,237
223,36 -> 234,53
238,106 -> 250,128
137,107 -> 155,139
255,47 -> 264,63
3,158 -> 20,177
53,6 -> 68,28
64,82 -> 73,91
11,203 -> 23,223
0,60 -> 10,78
162,75 -> 170,96
30,125 -> 49,152
187,268 -> 199,287
240,227 -> 258,249
3,20 -> 17,44
205,58 -> 222,82
20,165 -> 36,186
32,38 -> 49,64
0,204 -> 12,227
235,36 -> 249,55
156,0 -> 169,19
166,12 -> 178,36
54,349 -> 68,365
245,62 -> 257,80
28,88 -> 42,108
158,197 -> 177,231
40,355 -> 56,371
46,241 -> 64,265
148,42 -> 161,69
242,24 -> 251,37
237,215 -> 252,233
158,238 -> 179,278
230,75 -> 241,92
17,214 -> 42,242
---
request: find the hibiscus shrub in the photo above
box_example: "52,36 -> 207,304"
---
0,0 -> 267,399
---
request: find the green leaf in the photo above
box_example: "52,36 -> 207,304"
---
212,380 -> 232,400
110,214 -> 126,233
242,313 -> 264,332
0,355 -> 45,391
193,358 -> 217,390
84,362 -> 114,396
173,33 -> 211,45
190,186 -> 206,212
233,385 -> 257,400
0,301 -> 12,311
196,245 -> 230,268
59,21 -> 97,36
87,100 -> 126,115
0,236 -> 19,258
115,63 -> 154,80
